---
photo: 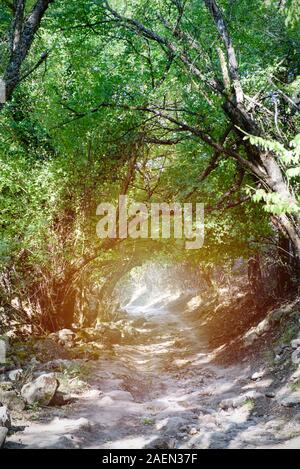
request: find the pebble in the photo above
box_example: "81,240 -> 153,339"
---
251,370 -> 265,381
189,427 -> 198,435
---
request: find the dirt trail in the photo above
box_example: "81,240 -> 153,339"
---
6,308 -> 300,449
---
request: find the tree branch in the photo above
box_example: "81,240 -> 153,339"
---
184,125 -> 233,200
204,0 -> 244,103
59,99 -> 267,179
104,1 -> 223,94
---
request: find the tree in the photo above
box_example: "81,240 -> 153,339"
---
1,0 -> 299,332
0,0 -> 53,109
91,0 -> 300,258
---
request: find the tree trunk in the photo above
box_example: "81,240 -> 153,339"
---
205,0 -> 300,264
276,235 -> 293,296
248,253 -> 263,297
225,102 -> 300,263
1,0 -> 53,110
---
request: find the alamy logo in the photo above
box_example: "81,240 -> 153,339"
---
96,196 -> 205,250
0,79 -> 6,104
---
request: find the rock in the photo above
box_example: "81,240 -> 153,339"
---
292,348 -> 300,365
48,435 -> 80,449
106,390 -> 134,401
291,339 -> 300,350
21,373 -> 59,406
280,391 -> 300,408
39,359 -> 76,371
290,366 -> 300,382
270,308 -> 285,324
0,387 -> 26,411
255,318 -> 271,336
189,427 -> 198,435
0,382 -> 13,391
243,329 -> 258,346
251,370 -> 265,381
57,329 -> 76,345
34,338 -> 71,361
243,317 -> 271,346
63,417 -> 92,432
0,406 -> 11,429
144,437 -> 176,449
0,427 -> 8,449
274,344 -> 289,356
98,395 -> 114,406
29,357 -> 40,366
156,416 -> 188,436
219,391 -> 262,410
8,369 -> 23,382
265,392 -> 275,399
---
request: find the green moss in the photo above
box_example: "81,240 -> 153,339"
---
142,418 -> 155,426
244,399 -> 255,410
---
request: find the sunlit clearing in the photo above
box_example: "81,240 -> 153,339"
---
114,263 -> 196,319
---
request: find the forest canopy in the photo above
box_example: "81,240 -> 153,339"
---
0,0 -> 299,331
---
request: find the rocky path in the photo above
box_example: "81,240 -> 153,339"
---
5,307 -> 300,449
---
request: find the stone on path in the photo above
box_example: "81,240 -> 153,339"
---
0,383 -> 26,411
21,373 -> 59,406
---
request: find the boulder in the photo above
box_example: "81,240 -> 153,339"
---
0,406 -> 11,429
0,427 -> 8,449
0,384 -> 25,411
21,373 -> 59,406
34,338 -> 71,361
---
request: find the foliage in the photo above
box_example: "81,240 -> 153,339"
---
0,0 -> 299,330
246,134 -> 300,214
